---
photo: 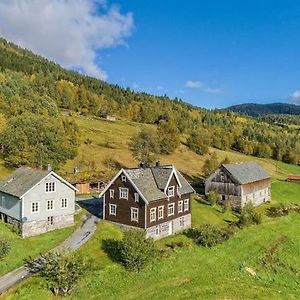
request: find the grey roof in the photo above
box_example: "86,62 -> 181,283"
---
125,165 -> 194,202
0,167 -> 51,198
222,162 -> 270,185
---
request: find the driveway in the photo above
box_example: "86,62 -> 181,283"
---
0,213 -> 99,295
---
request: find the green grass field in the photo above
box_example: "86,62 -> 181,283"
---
0,210 -> 86,276
3,180 -> 300,300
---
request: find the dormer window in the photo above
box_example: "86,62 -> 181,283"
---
121,175 -> 126,182
167,186 -> 175,197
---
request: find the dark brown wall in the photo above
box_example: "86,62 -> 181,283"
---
104,173 -> 145,229
146,175 -> 192,227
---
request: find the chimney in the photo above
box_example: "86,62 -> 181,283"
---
47,164 -> 52,171
155,160 -> 161,168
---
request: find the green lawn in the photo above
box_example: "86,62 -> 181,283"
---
4,180 -> 300,299
0,210 -> 85,276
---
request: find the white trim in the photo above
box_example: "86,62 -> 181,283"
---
134,192 -> 139,202
131,207 -> 139,222
99,169 -> 149,204
31,201 -> 39,213
178,200 -> 183,213
109,189 -> 114,198
168,203 -> 175,216
109,204 -> 117,216
144,205 -> 147,229
164,167 -> 182,194
150,207 -> 156,222
167,186 -> 175,197
184,199 -> 189,212
46,199 -> 54,211
103,194 -> 106,220
61,198 -> 68,209
158,205 -> 164,220
45,182 -> 56,193
119,187 -> 129,200
121,175 -> 127,182
20,171 -> 78,198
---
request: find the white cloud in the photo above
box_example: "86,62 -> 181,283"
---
290,90 -> 300,103
185,80 -> 222,94
0,0 -> 134,80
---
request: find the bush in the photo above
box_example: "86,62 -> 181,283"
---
207,191 -> 218,207
266,204 -> 289,218
184,224 -> 230,248
0,238 -> 11,259
103,230 -> 158,272
25,251 -> 91,297
238,202 -> 262,227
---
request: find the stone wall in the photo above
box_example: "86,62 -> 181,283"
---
21,214 -> 74,238
146,214 -> 191,240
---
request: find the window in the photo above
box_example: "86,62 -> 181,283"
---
167,186 -> 175,197
179,217 -> 184,227
45,182 -> 55,192
168,203 -> 175,216
178,201 -> 183,213
134,193 -> 139,203
61,198 -> 68,208
184,199 -> 189,212
31,202 -> 39,213
150,208 -> 156,222
119,187 -> 128,200
158,206 -> 164,219
109,204 -> 117,216
109,189 -> 114,199
47,199 -> 53,211
131,207 -> 139,222
155,225 -> 160,236
221,195 -> 226,201
47,216 -> 54,225
121,175 -> 126,182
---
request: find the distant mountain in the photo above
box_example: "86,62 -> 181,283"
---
227,103 -> 300,116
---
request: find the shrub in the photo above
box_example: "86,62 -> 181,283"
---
0,238 -> 11,259
238,202 -> 262,227
103,230 -> 158,272
184,224 -> 230,248
25,251 -> 91,297
207,191 -> 218,207
266,204 -> 289,218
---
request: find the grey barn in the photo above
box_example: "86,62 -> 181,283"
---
205,162 -> 271,209
0,167 -> 77,237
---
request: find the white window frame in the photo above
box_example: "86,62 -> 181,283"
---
109,189 -> 114,199
119,187 -> 128,200
47,216 -> 54,225
61,198 -> 68,208
150,208 -> 156,222
45,182 -> 56,193
184,199 -> 189,212
109,204 -> 117,216
47,199 -> 54,211
31,202 -> 39,213
178,200 -> 183,213
168,203 -> 175,216
167,186 -> 175,197
121,175 -> 127,182
134,192 -> 139,203
179,216 -> 184,227
131,207 -> 139,222
158,206 -> 164,220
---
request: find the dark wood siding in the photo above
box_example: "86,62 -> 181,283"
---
146,175 -> 192,227
104,173 -> 145,229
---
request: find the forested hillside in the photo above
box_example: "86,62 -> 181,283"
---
0,37 -> 300,171
227,102 -> 300,116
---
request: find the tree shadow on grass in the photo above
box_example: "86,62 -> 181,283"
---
101,239 -> 123,264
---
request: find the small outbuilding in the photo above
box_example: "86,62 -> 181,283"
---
205,162 -> 271,209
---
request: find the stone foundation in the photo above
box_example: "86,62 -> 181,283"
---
21,214 -> 74,238
146,214 -> 191,240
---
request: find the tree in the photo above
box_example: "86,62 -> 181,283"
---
186,129 -> 211,155
0,238 -> 10,259
25,251 -> 91,296
208,191 -> 218,207
130,128 -> 159,164
157,120 -> 180,154
202,152 -> 219,177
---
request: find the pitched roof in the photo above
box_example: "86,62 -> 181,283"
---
0,167 -> 51,198
124,165 -> 194,202
221,162 -> 270,185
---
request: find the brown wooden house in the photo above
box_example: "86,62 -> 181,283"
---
205,162 -> 271,209
99,164 -> 195,240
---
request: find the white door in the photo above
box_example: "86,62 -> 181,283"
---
168,221 -> 173,235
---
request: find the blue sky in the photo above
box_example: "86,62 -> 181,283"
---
100,0 -> 300,108
1,0 -> 300,109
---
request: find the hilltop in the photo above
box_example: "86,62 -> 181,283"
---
227,102 -> 300,116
